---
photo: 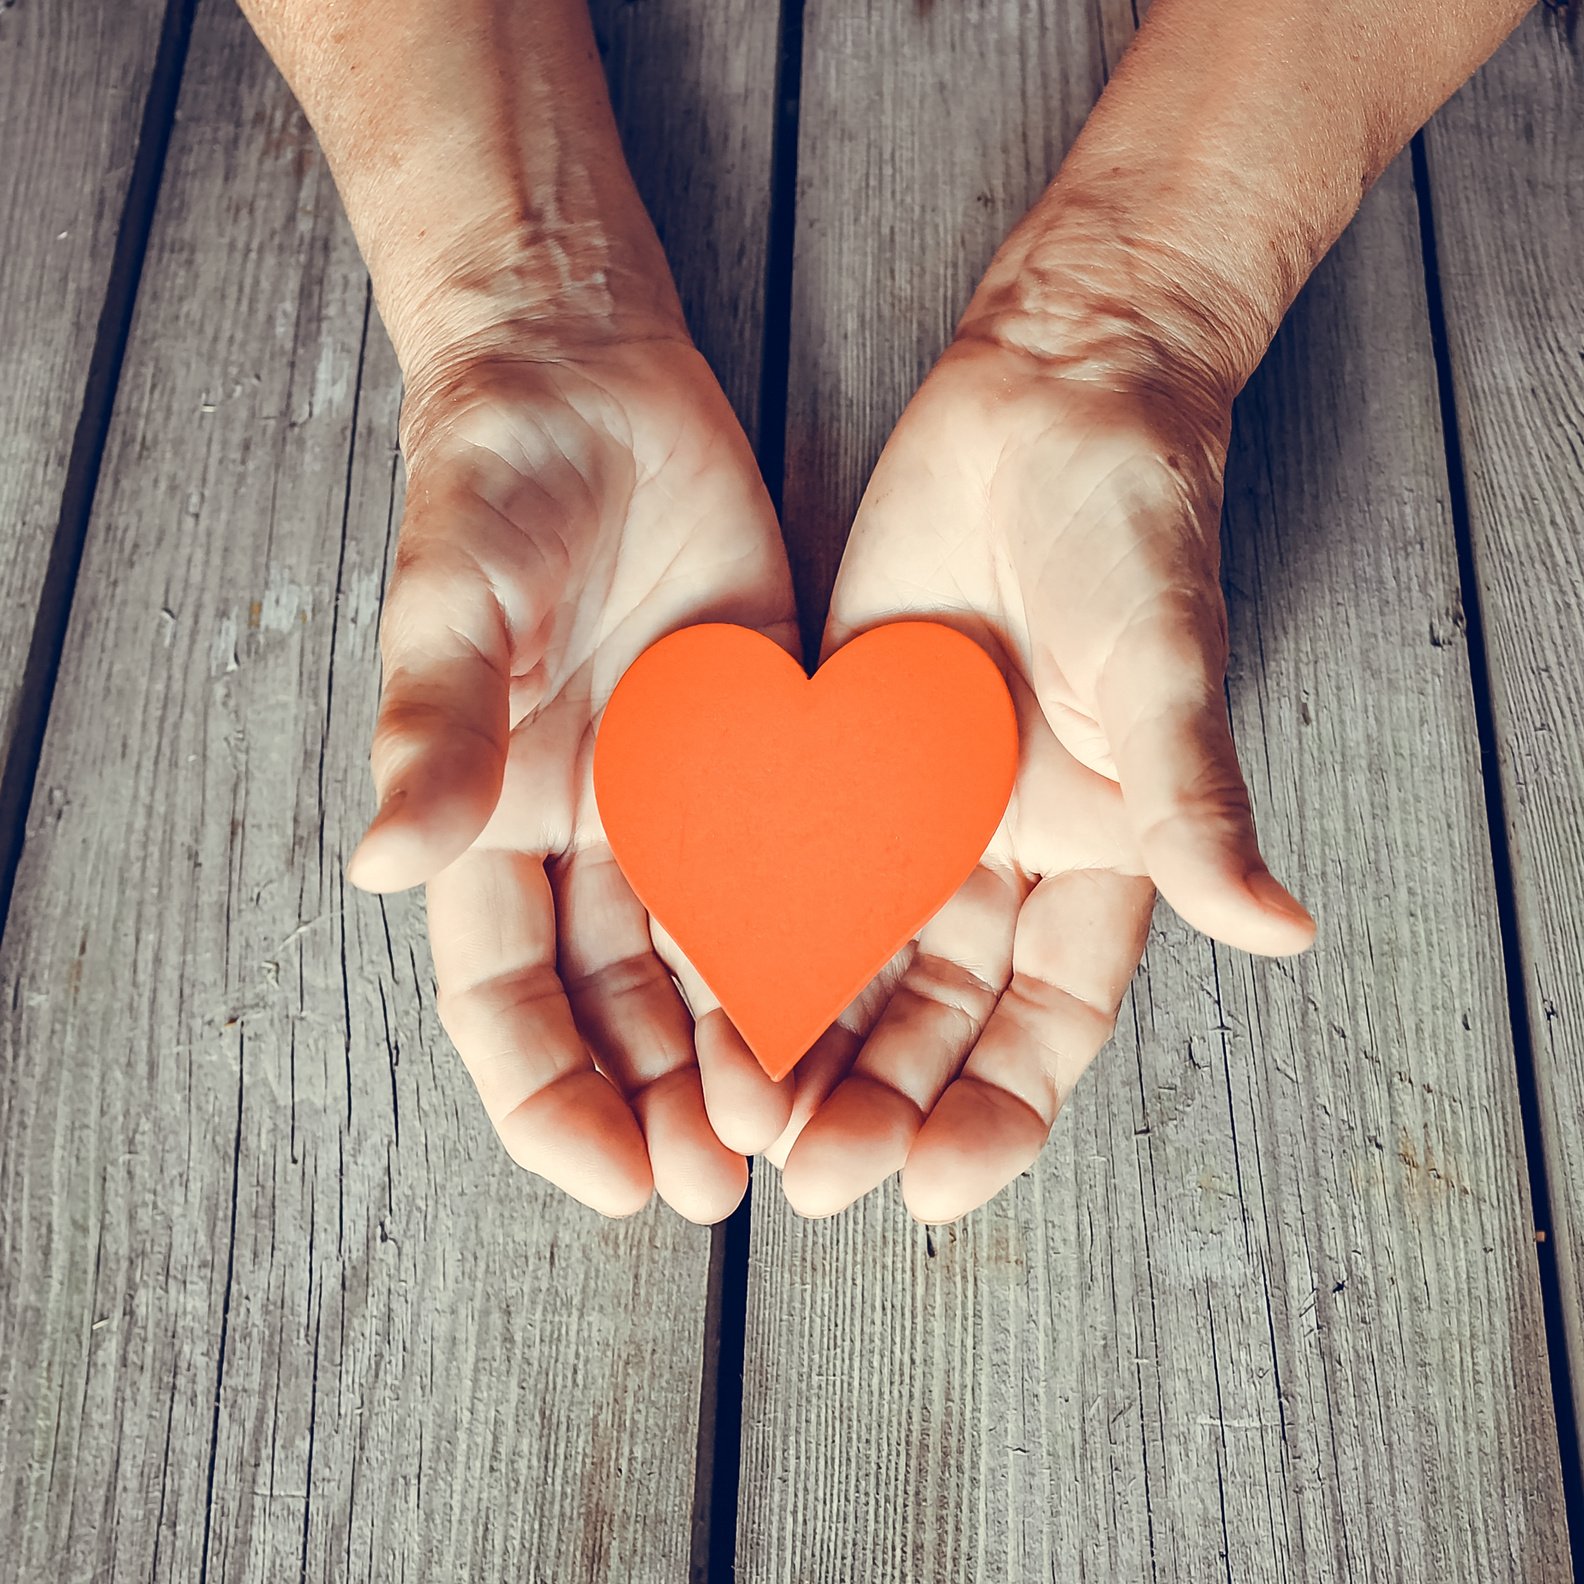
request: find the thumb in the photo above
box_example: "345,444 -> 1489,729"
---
347,504 -> 538,894
1095,600 -> 1315,957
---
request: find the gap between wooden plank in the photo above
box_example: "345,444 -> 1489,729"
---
691,2 -> 809,1579
694,1174 -> 755,1584
0,0 -> 197,935
757,0 -> 810,557
1410,130 -> 1584,1571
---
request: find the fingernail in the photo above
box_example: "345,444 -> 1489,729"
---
1245,868 -> 1314,926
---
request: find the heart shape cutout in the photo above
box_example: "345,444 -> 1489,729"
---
593,621 -> 1018,1079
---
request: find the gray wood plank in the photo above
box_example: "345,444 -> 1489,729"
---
594,0 -> 778,446
0,0 -> 174,796
0,0 -> 779,1577
741,2 -> 1572,1578
1422,6 -> 1584,1437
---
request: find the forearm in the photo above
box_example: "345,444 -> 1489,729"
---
237,0 -> 681,374
964,0 -> 1531,400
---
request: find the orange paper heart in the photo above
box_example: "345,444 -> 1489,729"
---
593,621 -> 1018,1080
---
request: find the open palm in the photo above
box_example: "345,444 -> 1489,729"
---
777,337 -> 1315,1222
348,339 -> 797,1221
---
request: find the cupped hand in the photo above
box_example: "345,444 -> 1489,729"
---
348,334 -> 798,1221
776,333 -> 1315,1223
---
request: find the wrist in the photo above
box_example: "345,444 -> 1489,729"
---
958,0 -> 1400,401
252,0 -> 687,378
952,216 -> 1248,500
390,289 -> 694,473
366,201 -> 687,380
958,180 -> 1279,416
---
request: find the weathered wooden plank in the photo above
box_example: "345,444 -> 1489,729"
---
740,3 -> 1571,1577
1422,6 -> 1584,1435
594,0 -> 778,445
0,0 -> 178,824
0,0 -> 778,1577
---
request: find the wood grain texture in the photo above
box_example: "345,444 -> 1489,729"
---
593,0 -> 779,442
740,2 -> 1572,1578
0,0 -> 778,1577
1422,7 -> 1584,1430
0,0 -> 172,785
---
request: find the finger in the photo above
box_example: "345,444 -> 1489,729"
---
427,847 -> 652,1216
694,1011 -> 794,1157
649,918 -> 793,1157
902,868 -> 1154,1222
761,1020 -> 862,1170
349,493 -> 559,893
556,845 -> 747,1224
1095,602 -> 1314,957
781,865 -> 1021,1217
760,935 -> 914,1168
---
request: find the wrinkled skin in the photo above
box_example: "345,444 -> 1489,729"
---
770,335 -> 1314,1222
348,336 -> 799,1222
350,328 -> 1313,1226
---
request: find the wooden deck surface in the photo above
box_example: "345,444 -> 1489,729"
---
1,1 -> 1580,1578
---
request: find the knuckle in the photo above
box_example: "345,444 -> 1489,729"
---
1135,786 -> 1256,860
902,950 -> 1004,1025
1012,977 -> 1118,1058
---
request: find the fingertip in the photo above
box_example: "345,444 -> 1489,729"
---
1160,886 -> 1316,958
901,1078 -> 1047,1223
595,1178 -> 657,1219
899,1164 -> 975,1224
1243,867 -> 1318,954
780,1076 -> 916,1218
901,1191 -> 967,1227
780,1150 -> 868,1219
779,1177 -> 849,1220
713,1106 -> 792,1160
635,1070 -> 750,1225
779,1132 -> 860,1219
345,829 -> 411,894
1157,869 -> 1317,957
695,1010 -> 795,1156
662,1153 -> 748,1225
345,790 -> 404,890
498,1070 -> 655,1217
1144,832 -> 1317,958
346,782 -> 493,893
347,823 -> 449,894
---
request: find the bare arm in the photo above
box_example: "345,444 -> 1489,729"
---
966,0 -> 1531,397
235,0 -> 682,383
